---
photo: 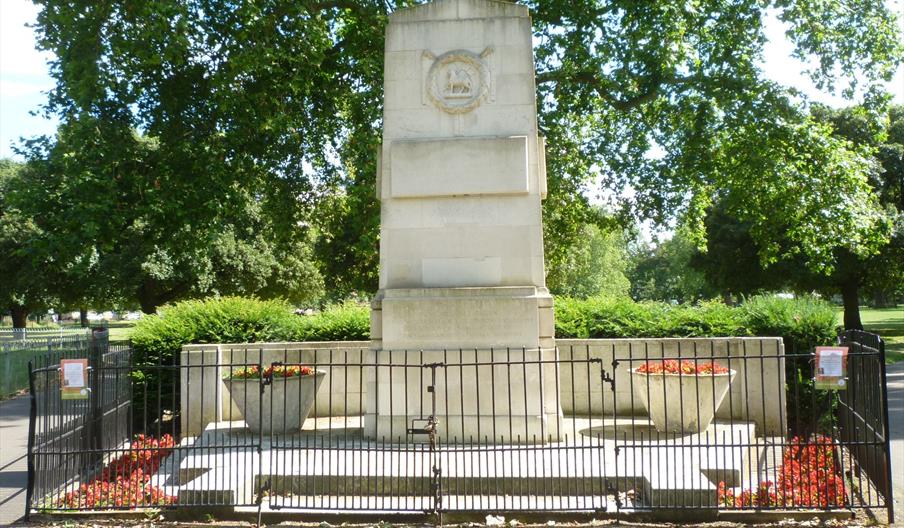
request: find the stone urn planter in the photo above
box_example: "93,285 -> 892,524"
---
223,365 -> 326,434
630,360 -> 736,434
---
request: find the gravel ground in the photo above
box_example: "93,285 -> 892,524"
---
4,515 -> 886,528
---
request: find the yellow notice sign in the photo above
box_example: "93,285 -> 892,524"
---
815,346 -> 848,390
60,359 -> 89,400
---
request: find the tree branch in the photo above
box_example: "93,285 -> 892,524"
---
537,69 -> 696,111
305,1 -> 364,13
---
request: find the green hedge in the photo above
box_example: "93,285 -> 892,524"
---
131,297 -> 370,366
133,294 -> 836,366
554,297 -> 748,339
293,301 -> 370,342
554,294 -> 837,350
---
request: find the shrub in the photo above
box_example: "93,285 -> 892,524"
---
131,296 -> 375,366
740,295 -> 838,352
131,296 -> 301,367
659,300 -> 748,337
290,301 -> 370,341
554,294 -> 835,348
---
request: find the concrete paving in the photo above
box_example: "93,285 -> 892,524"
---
0,395 -> 30,526
886,361 -> 903,524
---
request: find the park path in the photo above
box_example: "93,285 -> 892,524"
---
887,361 -> 904,525
0,395 -> 29,525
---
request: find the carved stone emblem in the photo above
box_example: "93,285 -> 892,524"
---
424,48 -> 493,114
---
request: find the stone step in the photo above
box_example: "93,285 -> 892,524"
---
253,494 -> 621,513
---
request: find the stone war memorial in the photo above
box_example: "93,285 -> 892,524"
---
165,1 -> 794,514
28,0 -> 896,522
368,0 -> 560,443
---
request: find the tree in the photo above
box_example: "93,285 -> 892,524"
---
688,205 -> 793,300
547,223 -> 631,298
691,105 -> 904,328
25,0 -> 902,299
629,228 -> 715,303
16,119 -> 325,313
0,160 -> 54,327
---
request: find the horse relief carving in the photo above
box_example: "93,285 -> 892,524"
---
445,68 -> 473,97
424,48 -> 493,114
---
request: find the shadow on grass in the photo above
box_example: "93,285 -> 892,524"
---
858,306 -> 903,365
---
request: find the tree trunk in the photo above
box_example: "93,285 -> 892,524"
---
872,290 -> 891,308
137,294 -> 158,315
79,307 -> 89,327
10,305 -> 28,329
137,279 -> 168,314
841,281 -> 863,331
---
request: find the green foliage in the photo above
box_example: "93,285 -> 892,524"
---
0,159 -> 54,325
15,124 -> 325,313
739,295 -> 838,352
22,0 -> 903,301
292,302 -> 371,341
691,104 -> 904,329
133,295 -> 836,362
547,224 -> 631,298
555,296 -> 746,339
131,296 -> 370,366
629,228 -> 714,302
554,294 -> 837,351
531,1 -> 900,274
131,297 -> 301,365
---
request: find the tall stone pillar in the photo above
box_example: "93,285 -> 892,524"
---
367,0 -> 561,444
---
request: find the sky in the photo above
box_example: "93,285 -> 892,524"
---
1,0 -> 903,160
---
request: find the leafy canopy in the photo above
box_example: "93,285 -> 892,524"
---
23,0 -> 904,299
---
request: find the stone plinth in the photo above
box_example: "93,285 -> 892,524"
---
371,0 -> 559,443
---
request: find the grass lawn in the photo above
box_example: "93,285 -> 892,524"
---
54,320 -> 137,341
104,320 -> 137,341
837,305 -> 904,364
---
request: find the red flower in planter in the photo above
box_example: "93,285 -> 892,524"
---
636,359 -> 729,375
263,365 -> 314,378
225,364 -> 315,379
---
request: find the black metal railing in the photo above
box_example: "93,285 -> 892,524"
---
25,335 -> 131,513
838,330 -> 894,523
25,336 -> 893,522
1,330 -> 93,397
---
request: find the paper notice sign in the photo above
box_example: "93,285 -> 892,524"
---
60,359 -> 89,400
815,346 -> 848,390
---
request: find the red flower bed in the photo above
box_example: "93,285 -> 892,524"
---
60,434 -> 177,509
636,359 -> 729,375
226,364 -> 315,379
718,435 -> 847,508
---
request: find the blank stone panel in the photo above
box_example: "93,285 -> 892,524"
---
390,136 -> 529,198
